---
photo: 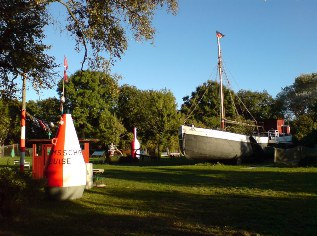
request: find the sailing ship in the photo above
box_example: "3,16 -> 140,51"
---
178,31 -> 291,162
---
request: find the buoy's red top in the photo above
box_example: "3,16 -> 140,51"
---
45,114 -> 86,187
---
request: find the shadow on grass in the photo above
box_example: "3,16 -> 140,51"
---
4,183 -> 315,236
109,156 -> 199,167
1,191 -> 223,236
1,165 -> 316,235
102,166 -> 317,195
94,166 -> 316,234
94,186 -> 317,235
108,155 -> 277,167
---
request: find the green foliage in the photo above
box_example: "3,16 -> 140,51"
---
118,85 -> 180,153
117,85 -> 145,131
26,98 -> 60,139
1,0 -> 177,98
181,80 -> 223,128
3,99 -> 21,145
59,70 -> 125,145
277,73 -> 317,145
98,109 -> 126,145
181,82 -> 286,135
225,118 -> 257,135
291,114 -> 317,144
276,73 -> 317,119
0,0 -> 57,99
43,0 -> 178,69
0,168 -> 27,218
181,80 -> 242,129
4,69 -> 317,149
141,89 -> 181,152
236,89 -> 276,120
0,100 -> 10,145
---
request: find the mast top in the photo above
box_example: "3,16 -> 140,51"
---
216,31 -> 224,38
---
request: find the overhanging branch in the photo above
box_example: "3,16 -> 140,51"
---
55,0 -> 87,70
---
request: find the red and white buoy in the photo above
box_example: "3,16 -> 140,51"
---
131,127 -> 140,159
44,114 -> 86,200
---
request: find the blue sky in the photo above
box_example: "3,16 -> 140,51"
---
28,0 -> 317,108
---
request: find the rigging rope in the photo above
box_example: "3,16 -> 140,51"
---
183,56 -> 259,130
183,81 -> 211,125
183,67 -> 217,124
26,111 -> 52,136
221,60 -> 258,124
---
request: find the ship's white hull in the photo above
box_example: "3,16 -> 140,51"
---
179,125 -> 269,160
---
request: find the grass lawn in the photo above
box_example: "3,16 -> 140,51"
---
0,157 -> 316,235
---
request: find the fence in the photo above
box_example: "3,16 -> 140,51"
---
0,144 -> 32,158
274,146 -> 317,166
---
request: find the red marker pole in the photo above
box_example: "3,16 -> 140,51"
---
20,74 -> 27,172
131,127 -> 140,158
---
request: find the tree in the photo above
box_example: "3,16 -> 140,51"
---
180,80 -> 236,129
1,0 -> 59,170
3,100 -> 21,145
59,70 -> 125,145
276,73 -> 317,144
37,0 -> 178,69
0,0 -> 57,98
117,85 -> 144,131
117,85 -> 180,154
276,73 -> 317,119
291,114 -> 316,144
0,100 -> 10,145
141,89 -> 180,155
1,0 -> 178,97
235,89 -> 276,120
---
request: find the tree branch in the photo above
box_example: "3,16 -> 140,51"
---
55,0 -> 87,70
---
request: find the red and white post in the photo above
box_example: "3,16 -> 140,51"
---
20,74 -> 27,172
131,127 -> 140,158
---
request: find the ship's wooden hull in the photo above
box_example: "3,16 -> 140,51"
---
179,125 -> 269,160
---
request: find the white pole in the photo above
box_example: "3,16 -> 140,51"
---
217,34 -> 225,130
60,79 -> 65,115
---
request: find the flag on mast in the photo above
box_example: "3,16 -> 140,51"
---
64,56 -> 68,82
64,56 -> 68,70
216,31 -> 224,38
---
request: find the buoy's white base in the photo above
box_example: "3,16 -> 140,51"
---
45,185 -> 85,200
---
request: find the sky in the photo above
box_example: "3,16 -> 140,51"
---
27,0 -> 317,108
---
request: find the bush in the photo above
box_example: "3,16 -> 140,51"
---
0,168 -> 27,218
118,155 -> 139,163
299,155 -> 317,167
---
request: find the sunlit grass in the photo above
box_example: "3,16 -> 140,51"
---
0,158 -> 316,235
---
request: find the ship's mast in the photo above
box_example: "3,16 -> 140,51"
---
216,31 -> 225,130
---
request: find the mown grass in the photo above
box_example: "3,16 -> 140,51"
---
0,157 -> 316,235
